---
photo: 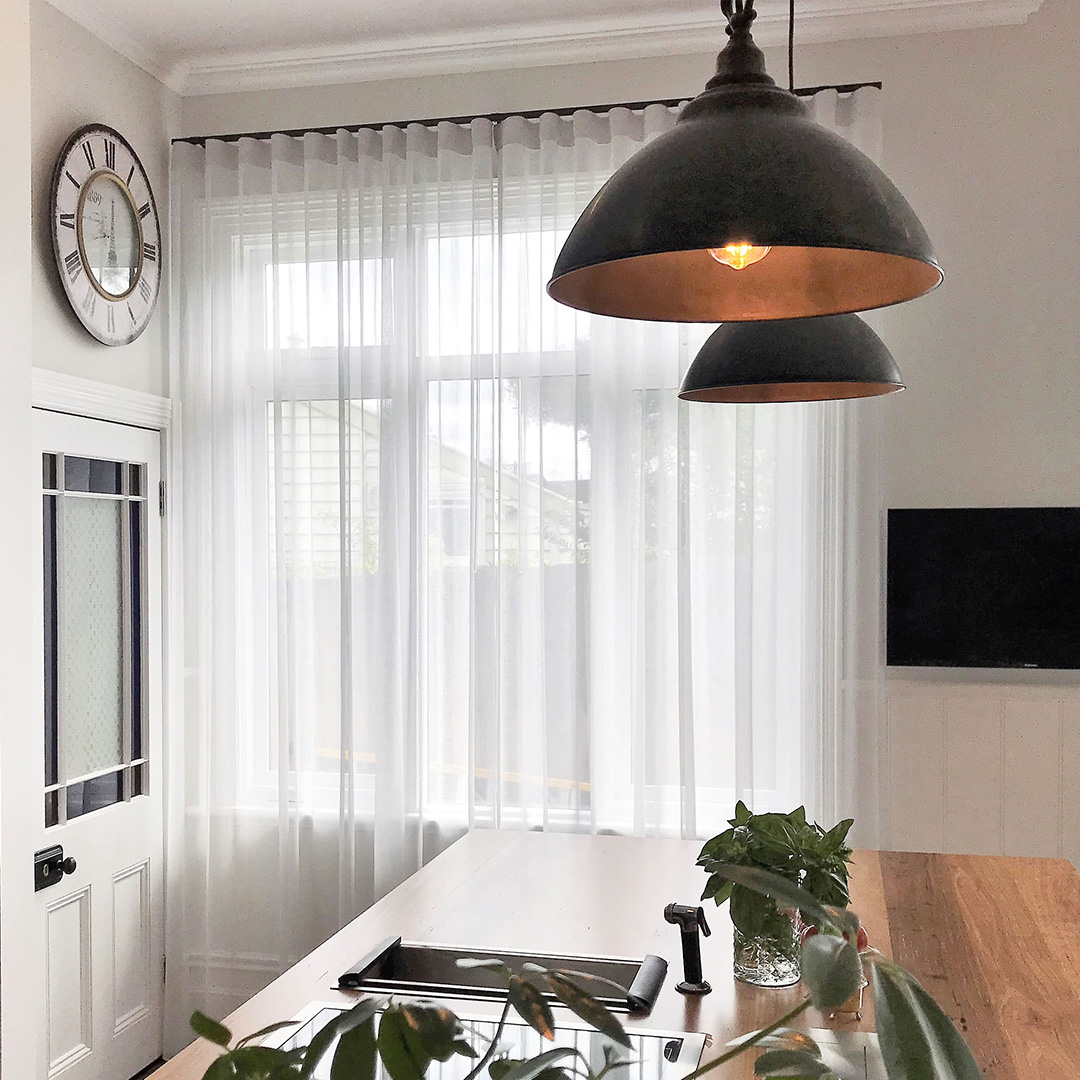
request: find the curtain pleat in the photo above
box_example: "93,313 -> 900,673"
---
167,91 -> 885,1048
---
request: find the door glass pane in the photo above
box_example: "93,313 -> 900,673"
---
43,450 -> 149,826
130,500 -> 143,760
44,495 -> 59,787
64,455 -> 123,495
66,769 -> 124,821
61,496 -> 124,777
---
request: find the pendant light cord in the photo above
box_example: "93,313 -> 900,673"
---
789,0 -> 796,91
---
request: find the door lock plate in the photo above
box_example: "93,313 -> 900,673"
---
35,845 -> 65,892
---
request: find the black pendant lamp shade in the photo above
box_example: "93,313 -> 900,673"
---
548,0 -> 942,323
679,314 -> 903,403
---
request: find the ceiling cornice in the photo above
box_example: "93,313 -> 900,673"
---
45,0 -> 187,94
47,0 -> 1046,98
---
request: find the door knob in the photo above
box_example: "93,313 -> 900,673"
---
61,857 -> 77,876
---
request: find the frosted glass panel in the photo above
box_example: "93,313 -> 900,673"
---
61,496 -> 124,777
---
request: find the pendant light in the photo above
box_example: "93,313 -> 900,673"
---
678,314 -> 903,402
547,0 -> 942,322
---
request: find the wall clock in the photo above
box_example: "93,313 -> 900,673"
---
49,124 -> 161,347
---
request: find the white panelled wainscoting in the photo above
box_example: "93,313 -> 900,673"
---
885,676 -> 1080,864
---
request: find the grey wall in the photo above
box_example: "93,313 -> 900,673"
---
31,0 -> 179,396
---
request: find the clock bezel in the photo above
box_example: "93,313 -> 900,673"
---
49,123 -> 161,348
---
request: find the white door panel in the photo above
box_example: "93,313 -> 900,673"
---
14,410 -> 166,1080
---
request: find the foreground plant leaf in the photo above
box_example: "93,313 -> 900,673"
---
699,865 -> 837,931
331,1017 -> 377,1080
872,962 -> 982,1080
498,1047 -> 582,1080
192,1011 -> 233,1049
302,998 -> 385,1080
235,1020 -> 301,1048
377,1007 -> 433,1080
548,967 -> 631,996
509,976 -> 556,1040
458,958 -> 513,976
544,974 -> 631,1048
753,1048 -> 832,1077
401,1002 -> 467,1061
726,1029 -> 821,1055
799,933 -> 863,1011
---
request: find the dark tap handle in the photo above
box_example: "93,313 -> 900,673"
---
664,903 -> 712,995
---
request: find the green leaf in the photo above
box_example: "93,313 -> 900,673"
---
236,1020 -> 301,1048
725,1030 -> 821,1055
544,974 -> 631,1048
733,801 -> 752,826
548,968 -> 630,996
800,933 -> 864,1011
509,977 -> 556,1041
300,999 -> 383,1080
490,1059 -> 524,1080
400,1003 -> 466,1062
872,962 -> 982,1080
729,884 -> 770,938
499,1048 -> 582,1080
701,876 -> 734,907
331,1017 -> 378,1080
452,1040 -> 480,1059
377,1006 -> 432,1080
754,1050 -> 831,1077
227,1046 -> 294,1075
820,819 -> 854,854
192,1011 -> 233,1049
697,829 -> 736,864
202,1057 -> 235,1080
703,864 -> 836,930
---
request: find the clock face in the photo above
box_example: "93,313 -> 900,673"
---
50,125 -> 161,347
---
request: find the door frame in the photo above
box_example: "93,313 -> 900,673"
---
28,368 -> 178,1071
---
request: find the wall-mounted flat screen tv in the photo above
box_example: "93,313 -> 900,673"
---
887,507 -> 1080,669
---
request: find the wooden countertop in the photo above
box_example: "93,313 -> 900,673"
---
151,832 -> 1080,1079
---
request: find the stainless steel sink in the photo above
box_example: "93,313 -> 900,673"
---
269,999 -> 707,1080
338,938 -> 667,1013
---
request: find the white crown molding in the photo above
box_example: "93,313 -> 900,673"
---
48,0 -> 1045,98
32,369 -> 172,431
44,0 -> 186,94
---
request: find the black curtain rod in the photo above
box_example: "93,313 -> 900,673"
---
171,81 -> 882,147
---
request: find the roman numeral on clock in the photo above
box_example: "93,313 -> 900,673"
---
138,277 -> 152,303
66,170 -> 80,191
142,242 -> 157,263
59,213 -> 75,230
104,139 -> 116,171
64,249 -> 83,282
82,286 -> 96,318
106,307 -> 115,334
138,202 -> 151,220
82,142 -> 95,169
127,302 -> 136,326
126,165 -> 135,186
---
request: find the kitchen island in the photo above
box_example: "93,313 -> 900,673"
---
151,831 -> 1080,1079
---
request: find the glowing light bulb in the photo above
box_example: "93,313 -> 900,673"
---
708,243 -> 772,271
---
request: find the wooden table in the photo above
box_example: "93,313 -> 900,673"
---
151,832 -> 1080,1079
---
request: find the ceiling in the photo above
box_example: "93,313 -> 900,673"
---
46,0 -> 1045,96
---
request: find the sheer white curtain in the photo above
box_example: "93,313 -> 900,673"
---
167,89 -> 885,1043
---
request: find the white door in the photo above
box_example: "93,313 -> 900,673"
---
12,410 -> 165,1080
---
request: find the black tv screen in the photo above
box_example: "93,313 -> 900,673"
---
887,508 -> 1080,669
